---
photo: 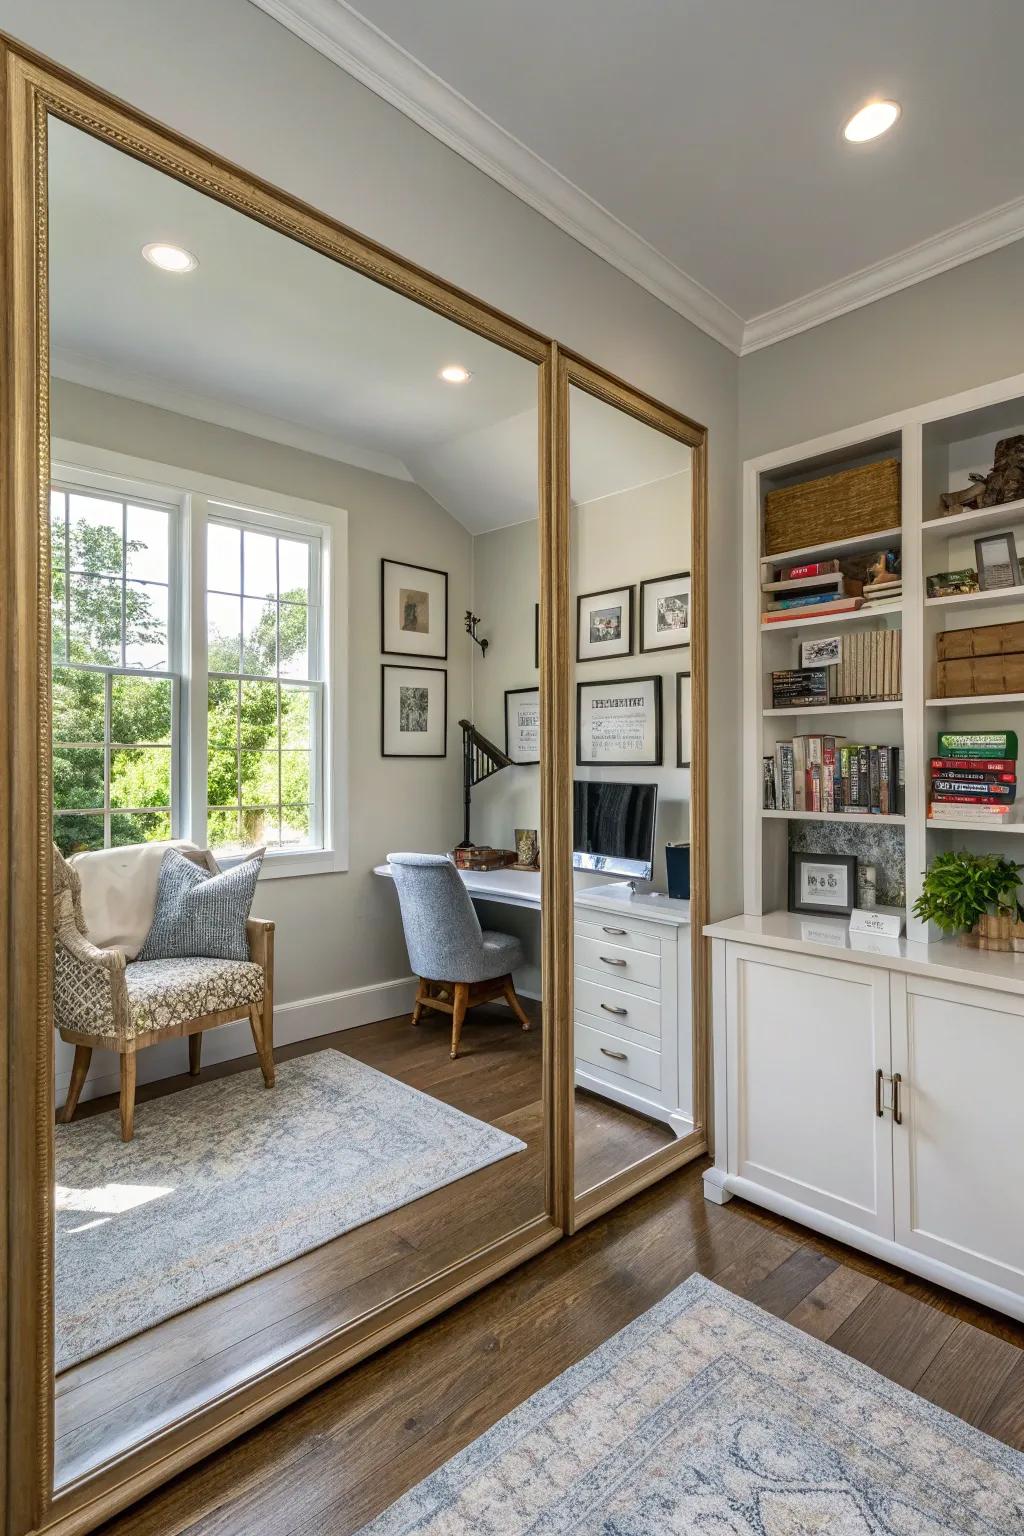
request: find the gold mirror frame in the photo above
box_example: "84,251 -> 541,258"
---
0,38 -> 707,1536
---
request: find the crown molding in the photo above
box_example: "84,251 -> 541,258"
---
741,194 -> 1024,354
247,0 -> 746,354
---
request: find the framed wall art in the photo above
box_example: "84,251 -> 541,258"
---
381,664 -> 448,757
639,571 -> 691,653
577,675 -> 662,766
788,850 -> 857,918
380,558 -> 448,659
676,670 -> 692,768
505,686 -> 540,764
576,585 -> 634,662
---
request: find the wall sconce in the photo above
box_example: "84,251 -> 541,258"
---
465,611 -> 488,658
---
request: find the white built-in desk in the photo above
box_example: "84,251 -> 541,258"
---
374,862 -> 693,1135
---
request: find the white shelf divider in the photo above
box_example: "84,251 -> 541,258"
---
926,693 -> 1024,709
925,583 -> 1024,611
761,601 -> 902,635
922,497 -> 1024,538
763,809 -> 906,826
763,700 -> 903,717
763,525 -> 902,568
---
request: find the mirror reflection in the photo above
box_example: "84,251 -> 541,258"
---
568,385 -> 696,1197
47,118 -> 543,1486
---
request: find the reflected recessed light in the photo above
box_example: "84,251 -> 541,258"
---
439,364 -> 472,384
843,100 -> 901,143
142,242 -> 198,273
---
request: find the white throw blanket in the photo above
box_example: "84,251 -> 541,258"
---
70,840 -> 213,958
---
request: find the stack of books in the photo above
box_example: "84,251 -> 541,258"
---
772,735 -> 904,815
928,730 -> 1019,826
770,668 -> 829,709
831,631 -> 902,703
760,559 -> 864,625
863,577 -> 902,606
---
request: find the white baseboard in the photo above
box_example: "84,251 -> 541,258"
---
55,975 -> 418,1107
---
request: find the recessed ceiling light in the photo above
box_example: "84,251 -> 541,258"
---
843,100 -> 901,144
141,242 -> 198,273
439,364 -> 472,384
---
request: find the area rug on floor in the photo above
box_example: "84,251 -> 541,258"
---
358,1273 -> 1024,1535
55,1051 -> 525,1371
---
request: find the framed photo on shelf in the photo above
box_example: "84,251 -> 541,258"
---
788,851 -> 857,918
505,686 -> 540,764
640,571 -> 691,653
381,664 -> 447,757
380,558 -> 448,659
975,532 -> 1021,592
577,675 -> 662,766
576,585 -> 634,662
676,671 -> 691,768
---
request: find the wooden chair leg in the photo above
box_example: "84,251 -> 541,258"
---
249,1005 -> 276,1087
119,1050 -> 137,1142
58,1045 -> 92,1124
188,1032 -> 203,1076
450,982 -> 469,1060
411,978 -> 427,1026
501,975 -> 532,1031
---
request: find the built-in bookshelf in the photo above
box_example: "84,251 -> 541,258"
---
744,369 -> 1024,944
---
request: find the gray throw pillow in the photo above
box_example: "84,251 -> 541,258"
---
137,848 -> 264,962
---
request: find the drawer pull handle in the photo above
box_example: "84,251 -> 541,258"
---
601,1002 -> 628,1017
600,955 -> 628,967
602,926 -> 627,936
892,1072 -> 903,1126
875,1067 -> 884,1118
600,1047 -> 628,1061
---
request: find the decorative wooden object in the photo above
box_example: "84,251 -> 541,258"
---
410,974 -> 532,1058
939,435 -> 1024,514
763,458 -> 900,556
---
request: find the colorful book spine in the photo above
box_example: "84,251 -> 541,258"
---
781,560 -> 840,579
937,731 -> 1019,759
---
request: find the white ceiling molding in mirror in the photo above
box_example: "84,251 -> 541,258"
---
248,0 -> 1024,355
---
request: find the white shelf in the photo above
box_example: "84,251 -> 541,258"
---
926,583 -> 1024,611
922,497 -> 1024,537
926,693 -> 1024,709
927,819 -> 1024,834
762,525 -> 902,567
763,809 -> 906,826
761,601 -> 902,634
764,700 -> 902,717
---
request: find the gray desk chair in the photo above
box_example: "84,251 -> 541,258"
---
387,852 -> 532,1058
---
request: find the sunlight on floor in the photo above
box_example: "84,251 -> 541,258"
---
56,1182 -> 175,1219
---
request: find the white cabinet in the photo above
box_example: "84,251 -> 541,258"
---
892,973 -> 1024,1300
725,944 -> 894,1236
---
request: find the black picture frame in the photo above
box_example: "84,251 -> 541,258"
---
576,674 -> 662,766
380,558 -> 449,660
639,571 -> 691,654
575,585 -> 635,663
505,686 -> 540,764
380,663 -> 448,758
676,670 -> 691,768
788,851 -> 857,918
974,533 -> 1022,592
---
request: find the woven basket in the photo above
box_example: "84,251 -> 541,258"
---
764,458 -> 900,557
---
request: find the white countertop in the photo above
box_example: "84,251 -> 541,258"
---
704,910 -> 1024,996
373,863 -> 690,926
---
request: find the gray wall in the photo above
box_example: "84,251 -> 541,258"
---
5,0 -> 741,924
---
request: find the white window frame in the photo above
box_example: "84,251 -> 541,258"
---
53,440 -> 349,879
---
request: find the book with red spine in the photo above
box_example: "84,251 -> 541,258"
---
929,757 -> 1016,775
762,597 -> 863,624
780,559 -> 840,580
929,768 -> 1016,785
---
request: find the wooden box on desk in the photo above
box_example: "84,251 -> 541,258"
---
935,652 -> 1024,697
452,846 -> 516,871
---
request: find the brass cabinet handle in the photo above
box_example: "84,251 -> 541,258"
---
601,1002 -> 628,1016
602,926 -> 627,936
875,1067 -> 884,1118
892,1072 -> 903,1125
600,1047 -> 627,1061
600,955 -> 628,966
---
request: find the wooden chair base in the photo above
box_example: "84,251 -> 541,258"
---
411,974 -> 532,1058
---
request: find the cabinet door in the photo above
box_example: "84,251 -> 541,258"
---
893,974 -> 1024,1301
726,944 -> 894,1236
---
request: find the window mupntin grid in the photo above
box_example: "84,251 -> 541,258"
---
204,512 -> 324,856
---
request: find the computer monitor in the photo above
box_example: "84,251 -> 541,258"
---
572,780 -> 658,882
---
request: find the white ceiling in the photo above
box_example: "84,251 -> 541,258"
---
251,0 -> 1024,352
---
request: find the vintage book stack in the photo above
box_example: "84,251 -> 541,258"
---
771,632 -> 901,709
928,730 -> 1019,827
770,735 -> 905,816
760,550 -> 902,626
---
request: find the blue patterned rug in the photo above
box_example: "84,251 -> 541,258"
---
359,1273 -> 1024,1534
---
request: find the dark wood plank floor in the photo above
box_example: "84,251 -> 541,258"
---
56,1002 -> 663,1487
96,1156 -> 1024,1536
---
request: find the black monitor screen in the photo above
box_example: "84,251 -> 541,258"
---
572,780 -> 658,881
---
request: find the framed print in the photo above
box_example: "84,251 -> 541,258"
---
640,571 -> 691,653
676,670 -> 692,768
505,686 -> 540,764
576,585 -> 634,662
381,664 -> 447,757
380,558 -> 448,659
788,851 -> 857,917
975,533 -> 1021,592
800,635 -> 840,668
577,675 -> 662,766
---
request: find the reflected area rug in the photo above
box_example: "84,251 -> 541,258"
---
55,1051 -> 525,1371
359,1273 -> 1024,1534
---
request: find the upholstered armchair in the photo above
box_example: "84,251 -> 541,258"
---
52,844 -> 275,1141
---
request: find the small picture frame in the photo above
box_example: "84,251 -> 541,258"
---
381,664 -> 447,757
788,851 -> 857,918
577,675 -> 662,766
505,686 -> 540,765
800,636 -> 840,668
576,586 -> 634,662
676,670 -> 691,768
975,533 -> 1021,592
640,572 -> 691,653
380,559 -> 448,659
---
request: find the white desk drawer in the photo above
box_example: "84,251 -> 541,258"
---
575,933 -> 661,989
574,916 -> 661,957
574,975 -> 661,1040
575,1018 -> 661,1090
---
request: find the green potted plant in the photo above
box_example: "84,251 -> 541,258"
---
913,850 -> 1024,949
